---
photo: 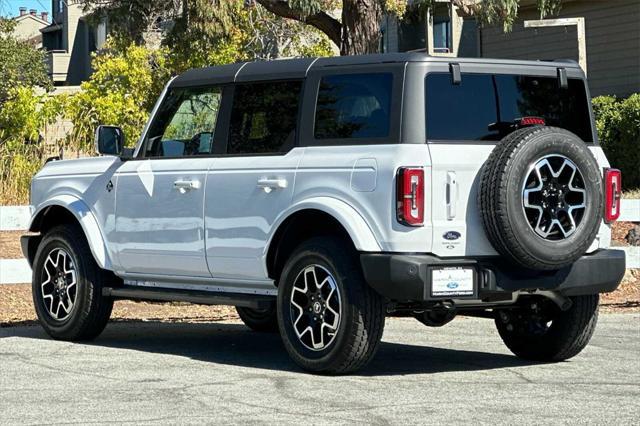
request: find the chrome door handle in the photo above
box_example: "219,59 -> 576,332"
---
257,178 -> 288,193
173,179 -> 201,193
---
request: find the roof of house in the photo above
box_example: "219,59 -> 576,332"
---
13,13 -> 49,26
40,23 -> 63,33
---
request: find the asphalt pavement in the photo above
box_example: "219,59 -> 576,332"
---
1,313 -> 639,425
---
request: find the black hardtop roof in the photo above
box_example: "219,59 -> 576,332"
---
169,53 -> 581,88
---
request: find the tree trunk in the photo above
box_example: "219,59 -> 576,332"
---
340,0 -> 383,55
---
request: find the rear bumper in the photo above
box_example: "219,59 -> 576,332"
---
360,249 -> 626,302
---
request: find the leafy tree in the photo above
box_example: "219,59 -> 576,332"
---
165,1 -> 248,72
0,87 -> 65,204
0,18 -> 51,103
81,0 -> 565,55
80,0 -> 334,67
254,0 -> 564,54
66,42 -> 172,148
244,3 -> 335,60
593,94 -> 640,189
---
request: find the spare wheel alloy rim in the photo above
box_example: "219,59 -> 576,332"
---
289,264 -> 342,351
522,154 -> 587,241
40,248 -> 78,321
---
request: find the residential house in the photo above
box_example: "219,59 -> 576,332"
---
40,0 -> 107,85
382,0 -> 640,97
11,7 -> 49,47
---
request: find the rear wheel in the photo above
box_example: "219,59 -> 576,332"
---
277,237 -> 385,374
32,225 -> 114,341
236,304 -> 278,332
495,294 -> 599,361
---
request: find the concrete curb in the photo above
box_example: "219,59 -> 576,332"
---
0,259 -> 31,284
0,206 -> 31,231
619,199 -> 640,223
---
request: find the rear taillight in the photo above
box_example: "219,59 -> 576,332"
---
519,116 -> 546,126
604,168 -> 622,223
397,167 -> 424,227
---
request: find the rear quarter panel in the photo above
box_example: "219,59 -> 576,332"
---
293,144 -> 433,253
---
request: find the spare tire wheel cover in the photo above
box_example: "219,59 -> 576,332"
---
480,127 -> 603,270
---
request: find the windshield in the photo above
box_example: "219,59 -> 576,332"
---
425,73 -> 594,142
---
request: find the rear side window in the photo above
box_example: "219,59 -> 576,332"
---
314,73 -> 392,139
228,80 -> 302,155
425,73 -> 593,142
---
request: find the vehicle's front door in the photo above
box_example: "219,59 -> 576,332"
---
204,80 -> 304,289
113,86 -> 223,278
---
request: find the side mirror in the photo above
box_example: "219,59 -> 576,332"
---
95,125 -> 124,156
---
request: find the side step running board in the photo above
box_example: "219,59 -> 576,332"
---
102,285 -> 275,309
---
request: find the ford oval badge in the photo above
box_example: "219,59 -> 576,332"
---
447,282 -> 459,289
443,231 -> 461,241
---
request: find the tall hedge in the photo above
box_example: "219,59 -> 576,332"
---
592,94 -> 640,189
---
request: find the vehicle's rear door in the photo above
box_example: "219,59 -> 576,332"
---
423,63 -> 595,257
113,86 -> 223,278
204,80 -> 304,290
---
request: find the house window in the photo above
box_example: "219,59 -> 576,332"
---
398,13 -> 426,52
432,2 -> 452,53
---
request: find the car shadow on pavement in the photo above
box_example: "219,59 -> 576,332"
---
2,320 -> 537,376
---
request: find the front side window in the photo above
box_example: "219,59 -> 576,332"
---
143,86 -> 222,158
228,81 -> 302,155
314,73 -> 393,140
425,73 -> 593,142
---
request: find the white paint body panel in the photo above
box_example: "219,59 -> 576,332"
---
113,158 -> 211,277
204,149 -> 303,286
427,144 -> 613,257
294,144 -> 432,254
29,156 -> 121,269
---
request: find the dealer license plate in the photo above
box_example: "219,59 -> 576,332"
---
431,267 -> 475,297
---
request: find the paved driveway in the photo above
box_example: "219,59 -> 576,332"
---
1,314 -> 638,425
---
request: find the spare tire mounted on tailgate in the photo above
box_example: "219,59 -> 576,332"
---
479,126 -> 603,271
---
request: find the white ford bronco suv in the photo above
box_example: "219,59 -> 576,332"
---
23,54 -> 626,374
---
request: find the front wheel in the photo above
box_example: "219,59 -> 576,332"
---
495,294 -> 599,362
277,237 -> 385,374
32,225 -> 114,341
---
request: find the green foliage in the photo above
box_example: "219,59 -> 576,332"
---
164,0 -> 246,71
406,0 -> 564,32
163,90 -> 222,140
0,87 -> 64,144
66,42 -> 171,149
244,5 -> 335,59
0,87 -> 66,204
0,18 -> 52,103
80,0 -> 179,45
593,94 -> 640,189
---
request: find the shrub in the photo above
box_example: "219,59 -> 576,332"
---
593,94 -> 640,190
0,87 -> 66,204
66,42 -> 171,149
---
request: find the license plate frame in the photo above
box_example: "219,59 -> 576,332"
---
429,266 -> 477,299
